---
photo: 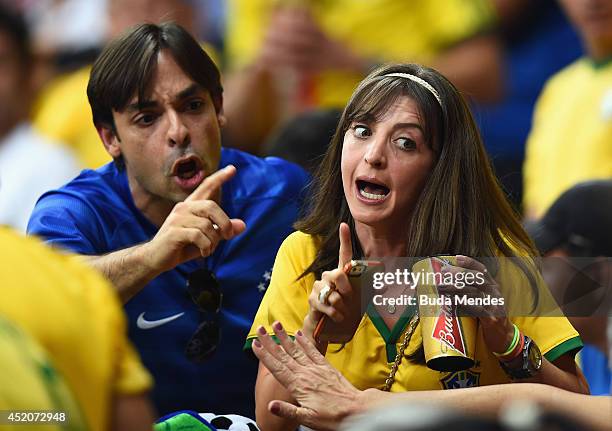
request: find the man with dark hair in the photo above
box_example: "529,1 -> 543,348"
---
0,4 -> 79,231
28,22 -> 309,417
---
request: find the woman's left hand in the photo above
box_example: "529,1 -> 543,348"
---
253,322 -> 362,431
439,255 -> 515,354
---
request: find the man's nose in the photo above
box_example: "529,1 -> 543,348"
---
167,110 -> 189,147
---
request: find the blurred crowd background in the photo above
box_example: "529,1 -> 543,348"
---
0,1 -> 611,429
2,0 -> 606,227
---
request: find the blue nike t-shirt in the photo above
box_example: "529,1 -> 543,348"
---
28,148 -> 310,418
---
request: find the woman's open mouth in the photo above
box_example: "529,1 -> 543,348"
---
356,179 -> 390,202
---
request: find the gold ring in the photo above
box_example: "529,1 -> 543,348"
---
318,284 -> 332,305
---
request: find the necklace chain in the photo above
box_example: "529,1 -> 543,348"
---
382,313 -> 419,392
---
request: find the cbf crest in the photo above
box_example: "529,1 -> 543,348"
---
441,370 -> 480,389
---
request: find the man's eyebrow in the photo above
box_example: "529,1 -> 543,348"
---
176,83 -> 203,101
126,100 -> 157,112
124,84 -> 204,112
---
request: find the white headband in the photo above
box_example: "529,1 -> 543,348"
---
383,73 -> 442,107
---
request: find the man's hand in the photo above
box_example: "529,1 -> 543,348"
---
145,165 -> 246,273
86,165 -> 246,303
252,322 -> 362,431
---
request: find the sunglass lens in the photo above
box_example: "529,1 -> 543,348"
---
185,321 -> 220,363
194,288 -> 221,313
187,269 -> 222,313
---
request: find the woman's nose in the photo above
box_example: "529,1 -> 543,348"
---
364,138 -> 386,168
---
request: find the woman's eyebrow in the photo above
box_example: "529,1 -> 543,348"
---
353,113 -> 376,123
392,122 -> 424,133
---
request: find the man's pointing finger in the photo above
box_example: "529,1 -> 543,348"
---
187,164 -> 236,202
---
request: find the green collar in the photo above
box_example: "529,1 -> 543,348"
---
367,300 -> 418,362
586,55 -> 612,69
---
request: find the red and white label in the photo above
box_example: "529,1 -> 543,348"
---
429,257 -> 467,356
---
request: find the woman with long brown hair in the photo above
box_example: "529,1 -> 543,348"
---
246,63 -> 587,431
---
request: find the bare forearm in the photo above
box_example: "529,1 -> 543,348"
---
526,385 -> 612,431
433,35 -> 504,103
256,369 -> 299,431
223,65 -> 280,154
358,385 -> 507,419
359,384 -> 609,430
527,358 -> 589,394
84,243 -> 159,303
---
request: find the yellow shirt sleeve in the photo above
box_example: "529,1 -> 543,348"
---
96,280 -> 153,396
496,257 -> 582,362
0,228 -> 152,431
246,231 -> 318,347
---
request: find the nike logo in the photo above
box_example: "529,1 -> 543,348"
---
136,312 -> 185,329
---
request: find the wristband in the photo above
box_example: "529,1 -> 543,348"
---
499,332 -> 525,362
493,324 -> 519,358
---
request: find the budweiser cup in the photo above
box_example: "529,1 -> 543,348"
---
413,256 -> 477,372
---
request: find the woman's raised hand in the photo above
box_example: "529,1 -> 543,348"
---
302,223 -> 354,345
439,255 -> 515,354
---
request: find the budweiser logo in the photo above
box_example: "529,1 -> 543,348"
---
429,257 -> 468,356
432,304 -> 467,355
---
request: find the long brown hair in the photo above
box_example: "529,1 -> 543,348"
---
297,63 -> 538,278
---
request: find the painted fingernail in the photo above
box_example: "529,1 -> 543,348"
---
296,330 -> 303,337
253,339 -> 261,348
273,321 -> 283,331
257,325 -> 267,335
270,402 -> 280,415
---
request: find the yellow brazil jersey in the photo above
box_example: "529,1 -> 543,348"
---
246,231 -> 582,391
226,0 -> 495,110
0,317 -> 86,431
523,57 -> 612,218
0,228 -> 152,431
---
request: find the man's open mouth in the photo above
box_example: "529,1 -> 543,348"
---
173,157 -> 202,180
356,179 -> 390,201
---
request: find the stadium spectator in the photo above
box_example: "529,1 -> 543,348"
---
474,0 -> 582,209
32,0 -> 201,168
247,63 -> 586,431
527,180 -> 612,395
523,0 -> 612,219
0,227 -> 155,431
28,22 -> 308,418
222,0 -> 503,153
0,4 -> 78,231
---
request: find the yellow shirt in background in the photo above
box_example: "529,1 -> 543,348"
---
226,0 -> 494,109
0,228 -> 152,431
523,58 -> 612,218
33,66 -> 108,169
247,231 -> 582,391
0,317 -> 87,431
